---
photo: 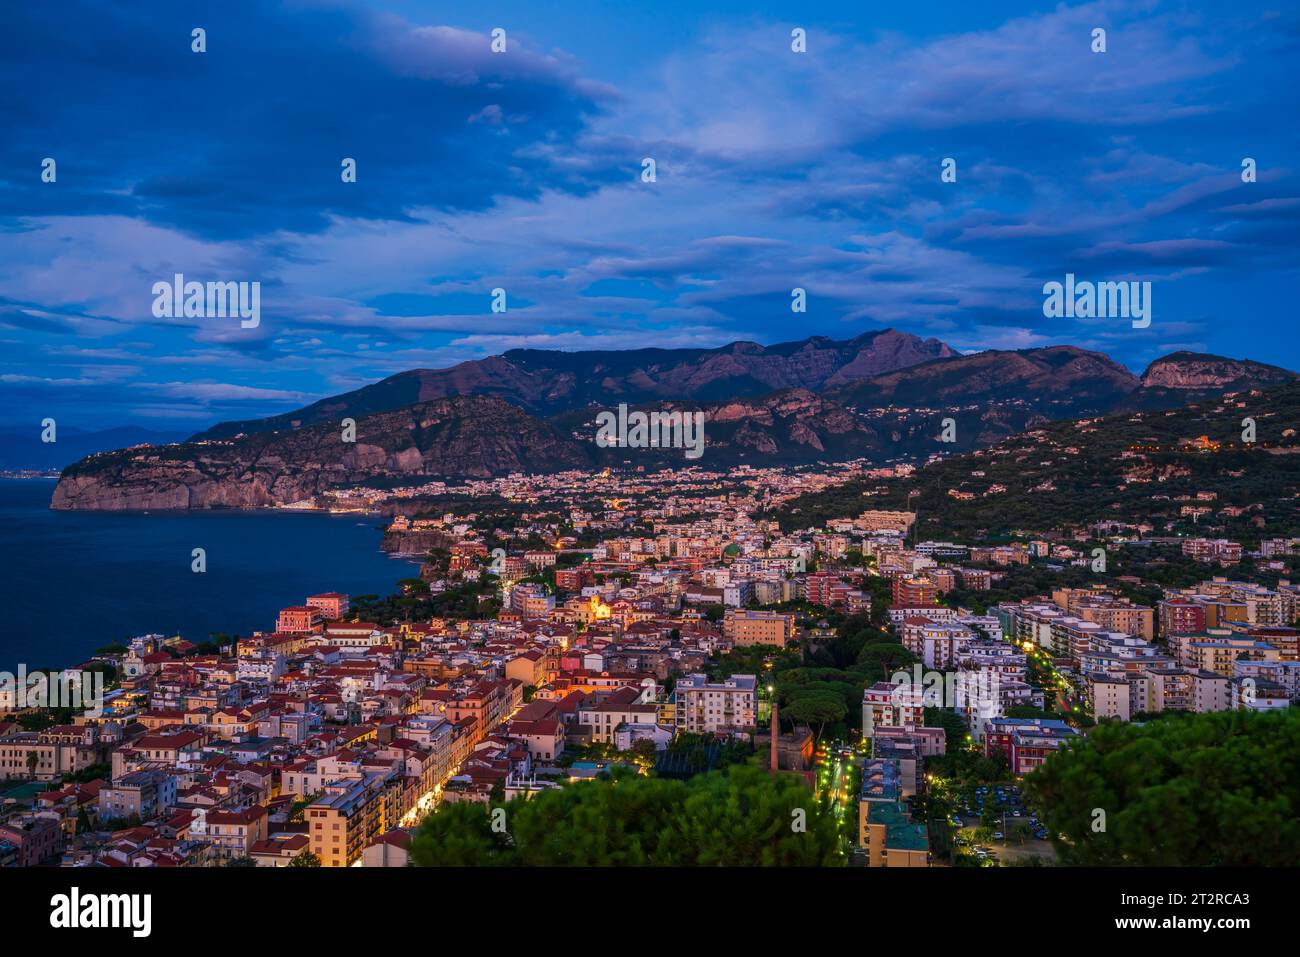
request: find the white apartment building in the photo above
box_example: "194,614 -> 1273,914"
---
674,673 -> 757,734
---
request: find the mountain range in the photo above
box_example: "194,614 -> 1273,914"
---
49,329 -> 1298,510
775,378 -> 1300,541
192,329 -> 955,439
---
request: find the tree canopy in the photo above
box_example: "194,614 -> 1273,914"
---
1026,708 -> 1300,865
411,764 -> 842,867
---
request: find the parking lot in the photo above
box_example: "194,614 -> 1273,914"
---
949,783 -> 1058,865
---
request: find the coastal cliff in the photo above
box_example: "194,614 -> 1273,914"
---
380,528 -> 454,556
51,396 -> 592,511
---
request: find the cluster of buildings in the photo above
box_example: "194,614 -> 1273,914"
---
855,690 -> 1083,863
0,565 -> 779,867
854,715 -> 950,867
988,577 -> 1300,722
849,526 -> 1300,857
0,499 -> 952,869
313,460 -> 903,524
1181,538 -> 1244,564
857,756 -> 929,867
9,422 -> 1300,874
981,718 -> 1082,776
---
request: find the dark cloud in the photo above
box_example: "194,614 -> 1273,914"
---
0,0 -> 618,239
2,1 -> 1299,428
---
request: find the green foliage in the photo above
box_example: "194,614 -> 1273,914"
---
804,611 -> 869,668
920,707 -> 1008,780
15,710 -> 69,732
782,693 -> 846,740
710,645 -> 800,682
722,600 -> 916,739
288,792 -> 321,824
288,851 -> 322,867
775,381 -> 1300,541
64,763 -> 110,784
411,764 -> 842,866
350,576 -> 502,624
101,813 -> 142,832
923,747 -> 1008,784
923,707 -> 971,752
655,734 -> 751,778
1026,708 -> 1300,865
854,641 -> 915,678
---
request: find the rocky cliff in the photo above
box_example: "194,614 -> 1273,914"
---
52,396 -> 593,511
380,529 -> 455,556
1140,352 -> 1297,390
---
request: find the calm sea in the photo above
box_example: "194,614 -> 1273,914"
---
0,479 -> 418,669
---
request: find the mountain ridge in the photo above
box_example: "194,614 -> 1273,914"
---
1139,351 -> 1297,390
49,339 -> 1299,511
775,378 -> 1300,540
830,344 -> 1143,419
190,328 -> 955,440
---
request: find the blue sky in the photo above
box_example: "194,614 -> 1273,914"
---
2,0 -> 1298,431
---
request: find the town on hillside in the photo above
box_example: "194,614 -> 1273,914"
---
5,445 -> 1299,869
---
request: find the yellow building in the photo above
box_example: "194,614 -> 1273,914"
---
569,594 -> 613,626
505,650 -> 546,687
306,773 -> 404,867
723,610 -> 795,648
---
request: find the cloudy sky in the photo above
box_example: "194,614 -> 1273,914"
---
2,0 -> 1298,431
